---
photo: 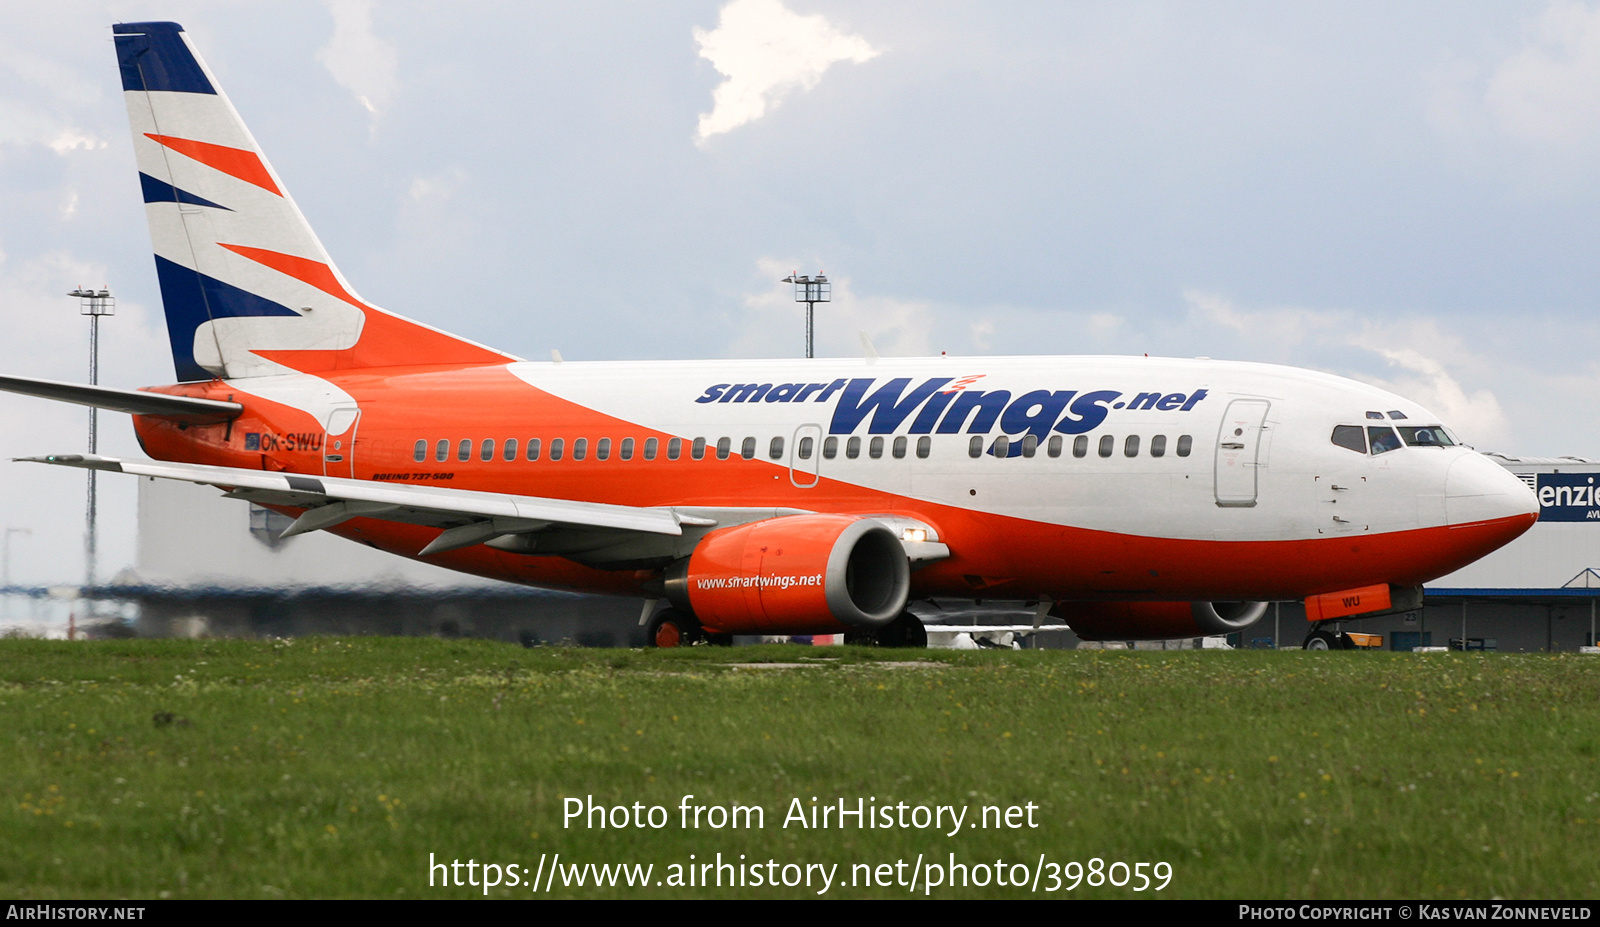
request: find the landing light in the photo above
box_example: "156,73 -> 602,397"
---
901,528 -> 928,543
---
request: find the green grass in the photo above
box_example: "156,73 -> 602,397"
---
1,638 -> 1596,899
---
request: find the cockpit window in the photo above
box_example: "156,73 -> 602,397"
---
1365,411 -> 1384,420
1398,426 -> 1453,447
1368,426 -> 1402,455
1331,425 -> 1367,454
1387,410 -> 1407,420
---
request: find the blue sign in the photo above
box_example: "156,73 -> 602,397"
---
1535,473 -> 1600,522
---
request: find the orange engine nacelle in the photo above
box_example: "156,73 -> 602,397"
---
1052,601 -> 1269,641
664,514 -> 911,635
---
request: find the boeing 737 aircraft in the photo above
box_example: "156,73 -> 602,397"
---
0,22 -> 1540,647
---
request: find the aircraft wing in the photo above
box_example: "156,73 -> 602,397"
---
20,453 -> 704,556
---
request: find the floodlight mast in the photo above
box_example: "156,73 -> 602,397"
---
69,287 -> 114,590
782,273 -> 831,359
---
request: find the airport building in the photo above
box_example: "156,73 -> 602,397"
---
54,454 -> 1600,651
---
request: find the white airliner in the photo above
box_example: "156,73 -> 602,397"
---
0,22 -> 1539,648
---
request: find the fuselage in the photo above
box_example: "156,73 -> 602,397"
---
132,354 -> 1540,604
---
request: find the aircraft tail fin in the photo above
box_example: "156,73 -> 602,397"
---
112,22 -> 515,382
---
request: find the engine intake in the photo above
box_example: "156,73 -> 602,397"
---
664,514 -> 910,635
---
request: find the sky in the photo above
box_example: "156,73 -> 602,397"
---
3,1 -> 1600,588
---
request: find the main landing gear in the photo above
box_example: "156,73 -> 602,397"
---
646,608 -> 701,648
645,609 -> 732,648
844,611 -> 929,648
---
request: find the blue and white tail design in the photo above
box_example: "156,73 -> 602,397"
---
113,22 -> 513,382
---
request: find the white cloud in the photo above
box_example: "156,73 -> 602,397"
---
1183,290 -> 1508,444
694,0 -> 879,143
317,0 -> 399,121
47,130 -> 105,154
1484,1 -> 1600,148
969,318 -> 995,351
1425,1 -> 1600,191
1359,345 -> 1506,442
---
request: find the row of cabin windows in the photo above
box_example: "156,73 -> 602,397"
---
974,433 -> 1194,459
413,433 -> 1194,464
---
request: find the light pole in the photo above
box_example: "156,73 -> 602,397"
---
69,287 -> 114,590
2,527 -> 30,623
782,273 -> 830,359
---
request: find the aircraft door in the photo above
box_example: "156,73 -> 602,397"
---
323,405 -> 361,478
1214,399 -> 1270,507
791,424 -> 823,488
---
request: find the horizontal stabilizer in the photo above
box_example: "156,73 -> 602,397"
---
0,375 -> 241,421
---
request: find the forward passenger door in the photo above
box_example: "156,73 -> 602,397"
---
1214,399 -> 1270,507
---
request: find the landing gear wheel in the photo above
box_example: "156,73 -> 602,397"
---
1303,630 -> 1347,651
647,608 -> 701,648
845,611 -> 928,648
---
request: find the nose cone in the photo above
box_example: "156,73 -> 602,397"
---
1445,452 -> 1539,529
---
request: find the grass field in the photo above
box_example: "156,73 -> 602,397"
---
1,638 -> 1596,899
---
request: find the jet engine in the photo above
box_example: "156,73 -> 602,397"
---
663,514 -> 910,635
1051,600 -> 1269,641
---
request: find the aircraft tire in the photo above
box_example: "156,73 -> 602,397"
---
846,611 -> 928,648
895,611 -> 929,649
647,608 -> 701,648
1303,630 -> 1344,651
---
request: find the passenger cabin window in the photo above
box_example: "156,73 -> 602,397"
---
620,437 -> 635,460
691,437 -> 705,460
769,436 -> 784,460
869,437 -> 884,459
1047,435 -> 1062,458
413,440 -> 426,462
1098,435 -> 1114,458
480,439 -> 495,462
596,438 -> 610,461
1331,425 -> 1367,454
916,436 -> 931,459
1021,435 -> 1037,458
993,436 -> 1010,457
1150,435 -> 1166,458
504,438 -> 518,461
639,437 -> 654,461
549,438 -> 564,461
716,437 -> 731,460
458,439 -> 472,462
436,439 -> 449,463
1398,426 -> 1452,448
741,437 -> 756,460
798,436 -> 814,460
893,436 -> 907,459
1176,435 -> 1192,457
823,436 -> 838,459
526,438 -> 540,461
1368,426 -> 1401,455
968,436 -> 983,458
1073,436 -> 1088,458
846,437 -> 861,459
1124,435 -> 1139,458
573,438 -> 588,461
